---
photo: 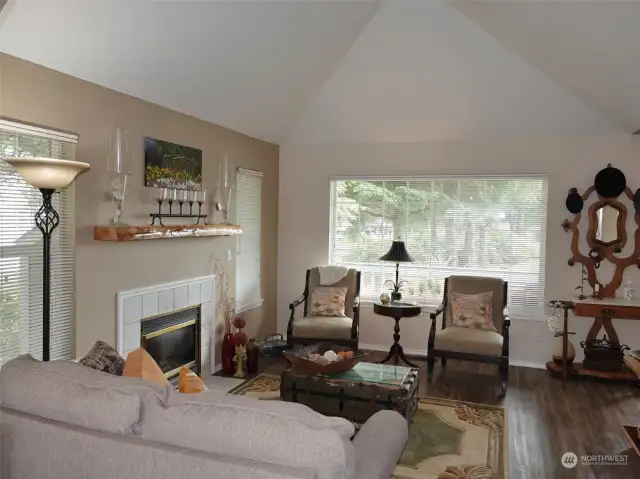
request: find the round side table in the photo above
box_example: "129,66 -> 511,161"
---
373,301 -> 422,368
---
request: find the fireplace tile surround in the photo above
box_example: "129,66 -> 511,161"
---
117,275 -> 216,373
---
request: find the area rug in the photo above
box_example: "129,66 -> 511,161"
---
229,374 -> 507,479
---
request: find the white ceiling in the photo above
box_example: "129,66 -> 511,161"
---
287,0 -> 621,143
0,0 -> 638,144
451,0 -> 640,135
0,0 -> 378,143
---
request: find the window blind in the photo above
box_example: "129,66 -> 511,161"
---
0,120 -> 77,364
235,168 -> 263,313
329,176 -> 548,314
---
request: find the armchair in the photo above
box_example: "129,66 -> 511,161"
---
427,275 -> 510,396
287,268 -> 361,350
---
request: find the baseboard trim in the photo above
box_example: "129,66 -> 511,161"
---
213,363 -> 222,374
359,343 -> 546,370
509,360 -> 546,370
359,342 -> 426,356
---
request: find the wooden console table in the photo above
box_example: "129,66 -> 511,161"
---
547,297 -> 640,382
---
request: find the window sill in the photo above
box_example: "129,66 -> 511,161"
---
359,299 -> 547,321
236,299 -> 264,314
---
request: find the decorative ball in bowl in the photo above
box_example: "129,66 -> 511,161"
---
283,342 -> 366,374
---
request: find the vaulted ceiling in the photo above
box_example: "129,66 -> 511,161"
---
1,0 -> 638,144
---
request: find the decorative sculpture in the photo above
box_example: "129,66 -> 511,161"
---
233,344 -> 247,378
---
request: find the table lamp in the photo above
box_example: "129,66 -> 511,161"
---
380,239 -> 414,301
3,156 -> 90,361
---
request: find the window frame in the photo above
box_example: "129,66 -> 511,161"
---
0,119 -> 78,364
235,167 -> 264,314
328,174 -> 549,317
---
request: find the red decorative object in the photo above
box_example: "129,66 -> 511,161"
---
235,331 -> 248,347
221,333 -> 236,374
233,317 -> 246,330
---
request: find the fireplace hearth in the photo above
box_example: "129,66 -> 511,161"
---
141,306 -> 201,379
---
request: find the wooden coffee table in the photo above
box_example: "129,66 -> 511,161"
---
280,362 -> 419,424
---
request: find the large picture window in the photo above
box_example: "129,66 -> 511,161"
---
329,176 -> 548,314
0,120 -> 77,365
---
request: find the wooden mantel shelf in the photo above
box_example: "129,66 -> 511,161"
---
94,223 -> 242,242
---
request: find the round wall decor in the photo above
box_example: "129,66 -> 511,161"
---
594,165 -> 626,198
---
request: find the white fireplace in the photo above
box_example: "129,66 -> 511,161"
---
116,275 -> 216,373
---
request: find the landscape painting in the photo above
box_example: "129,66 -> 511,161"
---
144,137 -> 203,191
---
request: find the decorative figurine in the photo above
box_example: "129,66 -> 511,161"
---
233,344 -> 247,378
592,282 -> 602,299
575,265 -> 587,300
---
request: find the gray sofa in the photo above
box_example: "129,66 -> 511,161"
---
0,355 -> 408,479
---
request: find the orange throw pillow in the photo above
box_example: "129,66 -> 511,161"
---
122,348 -> 169,387
178,366 -> 207,394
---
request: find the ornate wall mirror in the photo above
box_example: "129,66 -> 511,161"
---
562,164 -> 640,298
591,202 -> 624,247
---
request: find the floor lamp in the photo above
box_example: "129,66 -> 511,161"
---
3,157 -> 90,361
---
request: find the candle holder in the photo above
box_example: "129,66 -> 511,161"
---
188,190 -> 197,215
178,190 -> 187,215
197,190 -> 206,216
167,188 -> 175,215
149,188 -> 208,226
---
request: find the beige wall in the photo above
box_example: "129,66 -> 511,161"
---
279,137 -> 640,367
0,54 -> 279,360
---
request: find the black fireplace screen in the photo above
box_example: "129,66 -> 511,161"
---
141,306 -> 200,378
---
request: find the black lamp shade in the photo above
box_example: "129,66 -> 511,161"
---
380,240 -> 414,263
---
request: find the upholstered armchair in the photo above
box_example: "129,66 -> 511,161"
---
287,268 -> 361,350
427,275 -> 510,395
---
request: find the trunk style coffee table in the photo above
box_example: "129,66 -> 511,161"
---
373,301 -> 422,367
280,362 -> 419,424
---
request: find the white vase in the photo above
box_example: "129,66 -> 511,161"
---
552,336 -> 576,365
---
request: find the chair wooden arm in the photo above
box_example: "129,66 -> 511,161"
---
287,293 -> 306,341
428,301 -> 446,349
501,308 -> 510,358
289,293 -> 306,313
351,296 -> 360,341
430,302 -> 446,320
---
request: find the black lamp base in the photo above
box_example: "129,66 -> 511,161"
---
35,188 -> 59,362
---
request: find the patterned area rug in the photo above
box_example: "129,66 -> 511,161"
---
229,374 -> 507,479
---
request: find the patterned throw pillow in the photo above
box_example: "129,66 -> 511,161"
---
78,340 -> 125,375
450,291 -> 496,331
309,287 -> 348,317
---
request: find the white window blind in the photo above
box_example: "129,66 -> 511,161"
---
235,168 -> 263,313
0,121 -> 77,365
329,176 -> 548,314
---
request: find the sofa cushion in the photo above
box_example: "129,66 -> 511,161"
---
139,389 -> 356,479
293,316 -> 353,340
123,348 -> 169,387
0,354 -> 165,434
434,327 -> 504,357
78,340 -> 125,375
178,366 -> 207,393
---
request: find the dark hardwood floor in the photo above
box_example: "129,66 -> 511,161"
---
248,351 -> 640,479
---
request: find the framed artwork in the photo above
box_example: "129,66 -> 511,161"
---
144,137 -> 202,191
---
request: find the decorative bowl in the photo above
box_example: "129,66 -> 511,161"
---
283,342 -> 366,374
